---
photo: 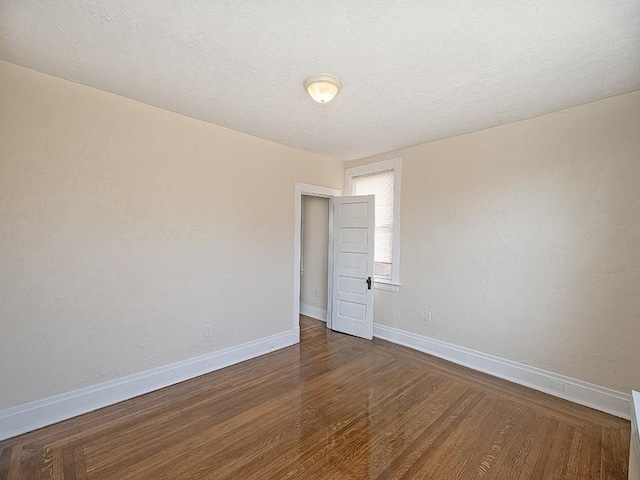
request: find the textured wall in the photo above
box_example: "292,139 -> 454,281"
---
0,61 -> 344,409
346,91 -> 640,393
300,196 -> 329,310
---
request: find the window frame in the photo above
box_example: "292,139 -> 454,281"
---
345,158 -> 401,291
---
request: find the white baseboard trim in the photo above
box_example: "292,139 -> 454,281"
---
300,303 -> 327,322
373,323 -> 631,420
0,329 -> 297,441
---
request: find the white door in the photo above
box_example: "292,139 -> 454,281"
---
330,195 -> 375,339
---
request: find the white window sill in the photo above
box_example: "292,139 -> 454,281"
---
373,281 -> 400,292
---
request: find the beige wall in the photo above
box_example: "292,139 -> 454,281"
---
0,61 -> 344,410
347,91 -> 640,394
2,56 -> 638,412
300,196 -> 329,311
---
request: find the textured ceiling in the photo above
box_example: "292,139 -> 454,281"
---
1,1 -> 639,160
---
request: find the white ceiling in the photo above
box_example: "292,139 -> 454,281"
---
1,1 -> 639,160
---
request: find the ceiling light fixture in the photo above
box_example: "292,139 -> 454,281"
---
304,74 -> 341,104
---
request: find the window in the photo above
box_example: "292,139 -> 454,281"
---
345,158 -> 401,290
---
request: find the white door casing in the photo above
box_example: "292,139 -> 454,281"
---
293,183 -> 341,342
330,195 -> 375,340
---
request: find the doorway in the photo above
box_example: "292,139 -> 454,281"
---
292,183 -> 341,343
292,183 -> 375,343
299,195 -> 330,325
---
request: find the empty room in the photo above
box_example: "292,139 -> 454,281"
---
1,2 -> 639,479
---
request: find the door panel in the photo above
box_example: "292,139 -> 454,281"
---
331,195 -> 374,339
339,228 -> 368,244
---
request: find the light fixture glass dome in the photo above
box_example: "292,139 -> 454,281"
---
304,74 -> 341,104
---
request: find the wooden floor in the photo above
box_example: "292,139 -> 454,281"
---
0,317 -> 630,479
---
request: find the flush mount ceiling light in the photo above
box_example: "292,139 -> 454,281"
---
304,74 -> 341,104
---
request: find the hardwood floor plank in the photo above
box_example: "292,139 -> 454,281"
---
41,447 -> 63,480
603,427 -> 629,480
574,426 -> 594,480
18,444 -> 43,480
62,447 -> 76,480
0,316 -> 630,479
5,447 -> 21,480
563,427 -> 585,480
0,446 -> 11,480
588,424 -> 604,479
546,423 -> 577,480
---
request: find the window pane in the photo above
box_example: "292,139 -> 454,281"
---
374,262 -> 392,279
352,170 -> 394,270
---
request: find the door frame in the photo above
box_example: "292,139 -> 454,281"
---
292,182 -> 341,343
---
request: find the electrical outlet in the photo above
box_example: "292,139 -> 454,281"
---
205,325 -> 212,338
423,311 -> 432,323
315,289 -> 320,297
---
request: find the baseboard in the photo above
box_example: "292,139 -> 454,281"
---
0,329 -> 297,441
300,303 -> 327,322
373,323 -> 631,420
